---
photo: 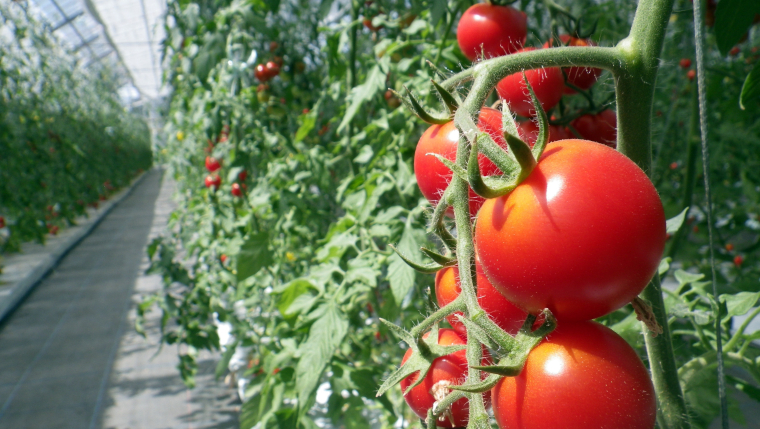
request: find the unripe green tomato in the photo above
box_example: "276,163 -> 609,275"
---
266,105 -> 287,119
257,91 -> 270,103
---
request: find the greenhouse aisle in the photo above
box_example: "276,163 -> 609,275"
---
0,169 -> 239,429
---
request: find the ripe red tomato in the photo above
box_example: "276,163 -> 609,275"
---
238,170 -> 247,181
255,64 -> 270,82
205,174 -> 221,190
543,35 -> 603,93
495,48 -> 564,118
492,321 -> 656,429
687,69 -> 696,80
726,243 -> 734,251
571,110 -> 617,148
457,4 -> 527,61
516,120 -> 571,145
734,255 -> 744,267
475,140 -> 665,321
231,183 -> 243,197
729,46 -> 741,57
679,58 -> 692,68
265,61 -> 280,78
414,107 -> 508,216
205,156 -> 221,173
220,254 -> 227,263
436,262 -> 526,336
400,329 -> 488,428
0,216 -> 5,228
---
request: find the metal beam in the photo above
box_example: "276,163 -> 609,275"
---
51,10 -> 83,32
48,0 -> 96,58
73,34 -> 99,52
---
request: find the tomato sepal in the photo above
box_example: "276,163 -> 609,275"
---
389,244 -> 454,274
396,87 -> 450,125
467,136 -> 519,199
430,79 -> 459,115
420,247 -> 457,266
376,323 -> 467,397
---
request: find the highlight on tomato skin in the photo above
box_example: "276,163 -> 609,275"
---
435,263 -> 526,336
475,139 -> 666,322
414,107 -> 508,217
491,321 -> 657,429
399,329 -> 489,428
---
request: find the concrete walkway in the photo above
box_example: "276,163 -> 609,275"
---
0,169 -> 238,429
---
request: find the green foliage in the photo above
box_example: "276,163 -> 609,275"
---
144,0 -> 760,427
0,2 -> 152,261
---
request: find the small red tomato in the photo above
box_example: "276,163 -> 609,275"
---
543,35 -> 603,93
238,170 -> 247,181
265,61 -> 280,78
255,64 -> 270,82
496,48 -> 564,117
400,329 -> 489,428
687,70 -> 696,81
726,243 -> 734,251
492,321 -> 656,429
693,226 -> 700,233
436,262 -> 526,335
0,216 -> 5,228
231,183 -> 243,197
729,46 -> 741,57
516,120 -> 572,145
679,58 -> 692,69
734,255 -> 744,266
269,41 -> 278,52
302,108 -> 310,114
571,110 -> 617,148
670,162 -> 679,170
457,3 -> 527,61
220,254 -> 227,263
414,107 -> 509,216
273,368 -> 281,375
205,174 -> 221,190
48,224 -> 59,235
205,156 -> 221,173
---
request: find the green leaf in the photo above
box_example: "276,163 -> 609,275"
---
295,113 -> 316,143
237,232 -> 274,282
353,145 -> 374,164
295,303 -> 349,415
387,223 -> 418,306
338,63 -> 387,132
721,291 -> 760,321
740,60 -> 760,110
318,0 -> 335,19
666,208 -> 689,234
277,279 -> 318,317
674,269 -> 704,287
714,0 -> 760,56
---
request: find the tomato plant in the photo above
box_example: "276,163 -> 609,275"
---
495,48 -> 565,118
543,35 -> 603,93
399,329 -> 472,428
475,140 -> 665,321
414,107 -> 507,216
457,3 -> 527,61
492,321 -> 656,429
435,263 -> 526,335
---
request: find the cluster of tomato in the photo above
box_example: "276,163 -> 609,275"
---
203,154 -> 247,199
400,3 -> 667,428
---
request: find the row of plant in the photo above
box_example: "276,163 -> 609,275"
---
145,0 -> 760,428
0,2 -> 153,260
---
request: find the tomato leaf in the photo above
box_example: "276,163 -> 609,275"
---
740,60 -> 760,110
237,232 -> 274,282
714,0 -> 760,56
338,62 -> 388,132
295,303 -> 348,415
666,207 -> 689,234
720,291 -> 760,321
388,224 -> 418,306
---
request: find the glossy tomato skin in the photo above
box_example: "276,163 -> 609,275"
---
205,156 -> 221,172
492,321 -> 656,429
571,110 -> 617,148
543,35 -> 603,94
496,48 -> 564,118
414,107 -> 507,216
475,140 -> 665,321
204,174 -> 221,190
436,263 -> 526,336
399,329 -> 472,428
516,120 -> 572,145
457,4 -> 527,61
255,64 -> 270,82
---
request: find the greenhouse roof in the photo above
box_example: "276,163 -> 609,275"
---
30,0 -> 166,102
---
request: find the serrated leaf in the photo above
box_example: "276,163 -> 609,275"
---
666,208 -> 689,234
740,60 -> 760,110
714,0 -> 760,56
338,63 -> 387,132
296,303 -> 348,413
721,291 -> 760,320
237,232 -> 273,282
277,279 -> 318,317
